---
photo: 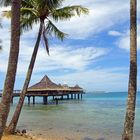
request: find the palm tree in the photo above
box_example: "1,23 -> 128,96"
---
122,0 -> 137,140
0,0 -> 21,139
5,0 -> 88,134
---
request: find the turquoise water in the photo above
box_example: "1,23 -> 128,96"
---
8,92 -> 140,140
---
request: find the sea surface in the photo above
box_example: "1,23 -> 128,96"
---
8,92 -> 140,140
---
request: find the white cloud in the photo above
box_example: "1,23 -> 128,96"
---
53,0 -> 131,39
35,45 -> 107,72
108,30 -> 123,36
28,67 -> 131,92
0,24 -> 108,74
117,24 -> 140,51
1,0 -> 140,40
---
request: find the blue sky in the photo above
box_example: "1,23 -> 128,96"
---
0,0 -> 140,92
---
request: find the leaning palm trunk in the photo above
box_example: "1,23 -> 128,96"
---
0,0 -> 21,139
7,20 -> 44,134
122,0 -> 137,140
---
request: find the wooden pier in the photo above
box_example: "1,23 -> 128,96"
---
0,75 -> 84,105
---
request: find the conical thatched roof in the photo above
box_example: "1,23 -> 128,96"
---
28,75 -> 83,92
28,75 -> 60,91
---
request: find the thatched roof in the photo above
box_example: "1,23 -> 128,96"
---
28,75 -> 83,92
70,84 -> 83,90
28,75 -> 60,91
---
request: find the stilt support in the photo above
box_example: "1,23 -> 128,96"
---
55,98 -> 58,105
67,94 -> 69,100
81,93 -> 83,99
33,96 -> 35,104
28,96 -> 31,105
78,94 -> 80,100
71,94 -> 73,99
61,95 -> 63,100
53,96 -> 55,100
74,94 -> 76,99
43,96 -> 48,105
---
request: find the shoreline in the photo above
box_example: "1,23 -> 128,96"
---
2,128 -> 140,140
2,134 -> 34,140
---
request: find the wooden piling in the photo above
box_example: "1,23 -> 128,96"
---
71,94 -> 73,99
78,94 -> 80,99
67,94 -> 69,100
81,93 -> 83,99
27,96 -> 31,105
33,96 -> 35,104
61,95 -> 63,100
55,98 -> 58,105
43,96 -> 48,105
53,96 -> 55,100
74,94 -> 76,99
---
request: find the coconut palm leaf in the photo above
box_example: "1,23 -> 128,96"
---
2,10 -> 11,19
20,15 -> 39,33
21,7 -> 39,17
46,19 -> 67,41
50,5 -> 89,21
43,29 -> 49,55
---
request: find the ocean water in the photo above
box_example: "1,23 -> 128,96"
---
8,92 -> 140,140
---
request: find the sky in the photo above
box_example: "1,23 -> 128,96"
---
0,0 -> 140,92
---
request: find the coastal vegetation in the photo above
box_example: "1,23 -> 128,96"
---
122,0 -> 137,140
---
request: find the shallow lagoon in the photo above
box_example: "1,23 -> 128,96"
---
8,92 -> 140,140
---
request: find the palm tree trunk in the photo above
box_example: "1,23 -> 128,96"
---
0,0 -> 21,139
6,21 -> 44,134
122,0 -> 137,140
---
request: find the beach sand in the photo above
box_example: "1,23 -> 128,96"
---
2,135 -> 33,140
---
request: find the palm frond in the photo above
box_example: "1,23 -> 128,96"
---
43,29 -> 49,55
22,0 -> 33,8
20,15 -> 39,34
0,0 -> 11,6
46,19 -> 67,41
21,7 -> 39,17
2,8 -> 39,33
2,10 -> 11,19
50,5 -> 89,21
37,0 -> 64,11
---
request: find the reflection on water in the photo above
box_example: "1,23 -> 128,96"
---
7,92 -> 140,140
